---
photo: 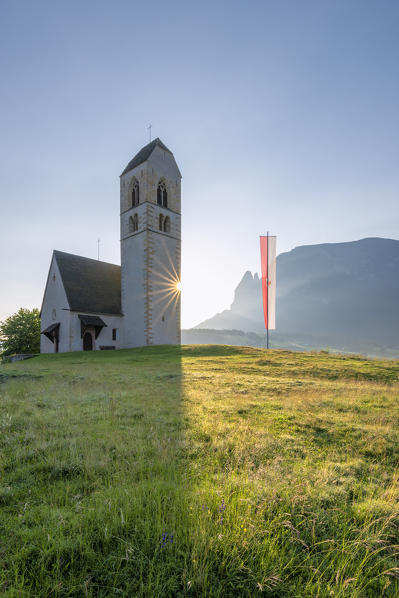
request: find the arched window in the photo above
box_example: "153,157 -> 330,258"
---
129,214 -> 139,233
159,214 -> 164,231
163,216 -> 171,233
157,181 -> 168,208
131,180 -> 139,207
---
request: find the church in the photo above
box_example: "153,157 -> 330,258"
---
40,138 -> 181,353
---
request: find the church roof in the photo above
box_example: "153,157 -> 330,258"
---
54,250 -> 122,315
121,137 -> 173,176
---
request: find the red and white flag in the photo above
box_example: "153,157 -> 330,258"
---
260,235 -> 276,330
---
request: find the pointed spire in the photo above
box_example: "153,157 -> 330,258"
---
121,138 -> 173,176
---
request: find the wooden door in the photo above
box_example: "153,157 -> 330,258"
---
83,332 -> 93,351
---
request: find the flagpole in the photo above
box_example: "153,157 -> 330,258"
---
266,231 -> 269,350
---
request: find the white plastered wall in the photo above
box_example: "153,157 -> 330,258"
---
40,256 -> 71,353
69,312 -> 124,351
120,230 -> 146,347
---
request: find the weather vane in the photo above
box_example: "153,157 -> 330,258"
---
148,123 -> 152,142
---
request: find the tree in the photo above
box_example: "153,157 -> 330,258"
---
0,308 -> 40,356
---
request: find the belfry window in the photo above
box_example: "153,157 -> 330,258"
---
131,180 -> 139,207
163,216 -> 171,233
157,181 -> 168,208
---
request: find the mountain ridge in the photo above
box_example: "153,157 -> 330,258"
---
193,237 -> 399,353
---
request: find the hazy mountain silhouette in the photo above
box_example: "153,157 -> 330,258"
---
194,238 -> 399,352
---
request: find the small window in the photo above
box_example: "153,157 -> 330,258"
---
159,214 -> 164,231
129,214 -> 138,233
163,216 -> 171,233
112,328 -> 119,341
52,308 -> 56,320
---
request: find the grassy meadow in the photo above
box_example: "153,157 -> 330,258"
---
1,345 -> 399,597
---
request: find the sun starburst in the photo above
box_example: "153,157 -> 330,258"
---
148,239 -> 181,325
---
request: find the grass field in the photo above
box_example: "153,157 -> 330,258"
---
1,345 -> 399,597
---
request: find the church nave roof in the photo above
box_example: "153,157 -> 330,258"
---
54,250 -> 122,316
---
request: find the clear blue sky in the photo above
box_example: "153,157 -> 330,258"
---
0,0 -> 398,328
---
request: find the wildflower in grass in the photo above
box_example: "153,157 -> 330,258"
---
202,503 -> 208,511
160,532 -> 174,549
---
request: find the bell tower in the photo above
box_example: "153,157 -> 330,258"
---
120,138 -> 181,347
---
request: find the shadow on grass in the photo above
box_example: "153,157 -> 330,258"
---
0,345 -> 190,597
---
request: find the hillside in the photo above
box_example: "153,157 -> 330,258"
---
195,238 -> 399,354
1,346 -> 399,596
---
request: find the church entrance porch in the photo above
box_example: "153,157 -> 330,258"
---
41,322 -> 60,353
78,314 -> 107,352
83,332 -> 93,351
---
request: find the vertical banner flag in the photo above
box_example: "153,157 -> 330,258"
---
260,235 -> 276,330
